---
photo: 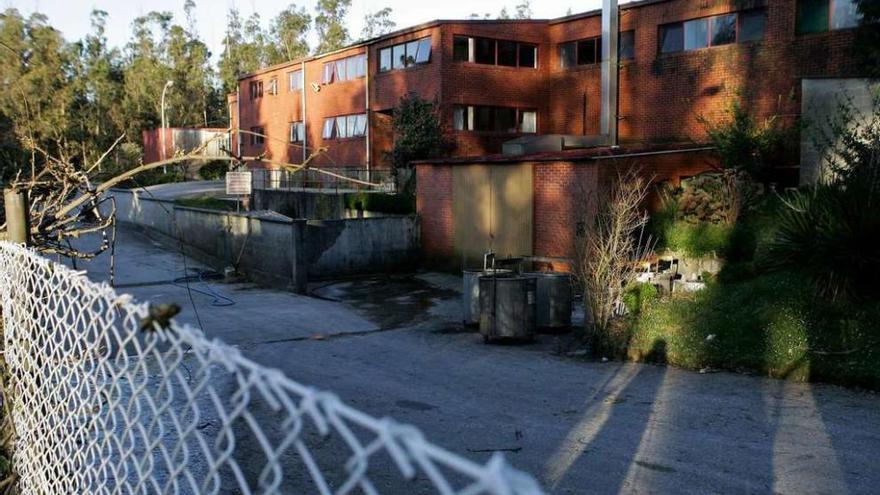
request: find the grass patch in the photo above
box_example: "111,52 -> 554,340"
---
343,192 -> 415,215
627,272 -> 880,389
175,197 -> 237,211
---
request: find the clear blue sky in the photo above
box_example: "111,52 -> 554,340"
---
4,0 -> 608,62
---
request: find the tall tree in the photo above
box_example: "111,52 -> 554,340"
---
314,0 -> 351,54
267,4 -> 311,64
361,7 -> 396,40
218,8 -> 268,95
855,0 -> 880,77
514,1 -> 533,19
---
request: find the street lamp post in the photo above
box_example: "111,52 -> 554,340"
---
160,80 -> 174,173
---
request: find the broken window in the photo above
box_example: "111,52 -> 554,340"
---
289,122 -> 304,143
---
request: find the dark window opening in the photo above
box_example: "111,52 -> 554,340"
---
453,105 -> 537,133
250,127 -> 264,146
498,40 -> 518,66
453,36 -> 470,61
519,43 -> 537,68
475,37 -> 496,64
577,38 -> 600,65
249,81 -> 263,100
796,0 -> 859,33
619,30 -> 636,60
739,10 -> 766,42
712,14 -> 737,46
660,23 -> 684,53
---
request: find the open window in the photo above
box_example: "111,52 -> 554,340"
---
378,37 -> 432,73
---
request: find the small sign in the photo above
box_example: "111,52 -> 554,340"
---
226,171 -> 252,195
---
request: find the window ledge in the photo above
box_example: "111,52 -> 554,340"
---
451,61 -> 539,71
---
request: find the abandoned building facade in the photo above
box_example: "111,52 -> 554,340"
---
223,0 -> 868,268
228,0 -> 863,170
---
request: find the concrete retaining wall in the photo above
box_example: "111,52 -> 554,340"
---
111,189 -> 420,290
253,189 -> 346,219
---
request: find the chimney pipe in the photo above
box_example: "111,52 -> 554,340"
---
600,0 -> 619,147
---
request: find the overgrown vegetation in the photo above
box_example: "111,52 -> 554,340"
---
344,192 -> 414,215
387,93 -> 450,195
624,94 -> 880,389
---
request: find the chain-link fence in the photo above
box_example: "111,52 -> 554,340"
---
0,241 -> 543,495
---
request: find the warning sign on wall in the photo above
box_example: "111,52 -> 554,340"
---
225,171 -> 252,195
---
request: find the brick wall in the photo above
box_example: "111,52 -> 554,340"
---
417,148 -> 718,267
233,0 -> 864,170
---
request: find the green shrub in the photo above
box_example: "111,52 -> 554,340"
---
627,272 -> 880,388
344,192 -> 415,215
198,161 -> 229,180
175,196 -> 236,211
623,282 -> 658,316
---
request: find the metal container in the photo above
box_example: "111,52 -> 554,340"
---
479,275 -> 536,342
462,269 -> 510,326
525,272 -> 573,331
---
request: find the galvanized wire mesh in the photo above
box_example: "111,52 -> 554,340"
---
0,242 -> 543,495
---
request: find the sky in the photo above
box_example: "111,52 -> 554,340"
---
3,0 -> 606,62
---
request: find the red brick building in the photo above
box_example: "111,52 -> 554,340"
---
230,0 -> 868,267
231,0 -> 863,170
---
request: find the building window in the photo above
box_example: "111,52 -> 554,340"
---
249,80 -> 263,100
619,30 -> 636,60
321,54 -> 366,84
660,9 -> 766,54
796,0 -> 860,34
250,127 -> 264,146
268,77 -> 278,95
379,37 -> 432,73
288,70 -> 303,91
453,36 -> 538,68
453,105 -> 537,133
289,122 -> 304,143
322,114 -> 367,139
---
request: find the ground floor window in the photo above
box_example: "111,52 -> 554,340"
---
453,106 -> 537,133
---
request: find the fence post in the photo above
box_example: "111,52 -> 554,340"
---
4,188 -> 30,245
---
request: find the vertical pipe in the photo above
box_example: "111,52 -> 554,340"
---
600,0 -> 619,146
4,189 -> 30,245
301,60 -> 307,164
364,49 -> 371,180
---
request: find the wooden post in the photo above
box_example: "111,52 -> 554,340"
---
4,188 -> 30,245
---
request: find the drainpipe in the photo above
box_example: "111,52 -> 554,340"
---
600,0 -> 619,147
236,85 -> 242,160
364,49 -> 371,181
301,60 -> 307,163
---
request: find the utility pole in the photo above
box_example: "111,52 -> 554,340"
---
161,80 -> 175,173
4,188 -> 30,245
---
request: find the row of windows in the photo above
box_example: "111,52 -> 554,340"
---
659,9 -> 765,54
379,37 -> 432,72
453,106 -> 537,134
322,54 -> 367,84
453,36 -> 538,68
322,114 -> 368,139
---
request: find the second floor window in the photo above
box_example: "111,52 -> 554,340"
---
453,106 -> 537,133
288,70 -> 303,91
453,36 -> 538,68
290,122 -> 304,143
322,114 -> 367,139
249,81 -> 263,100
268,77 -> 278,95
250,126 -> 264,146
559,31 -> 636,69
659,9 -> 765,54
796,0 -> 861,34
322,54 -> 367,84
379,37 -> 432,72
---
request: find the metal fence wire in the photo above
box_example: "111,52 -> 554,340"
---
0,242 -> 543,495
